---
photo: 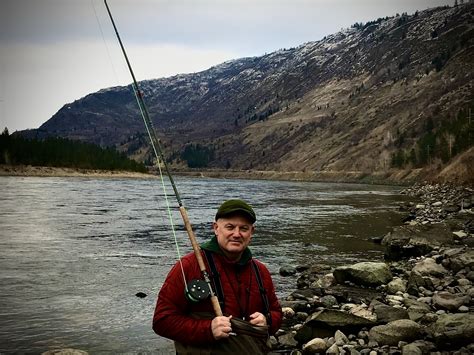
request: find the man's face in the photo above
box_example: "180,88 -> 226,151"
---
213,214 -> 255,261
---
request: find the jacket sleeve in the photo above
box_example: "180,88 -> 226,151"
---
256,260 -> 283,335
152,256 -> 216,345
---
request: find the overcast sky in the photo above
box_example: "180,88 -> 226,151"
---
0,0 -> 452,132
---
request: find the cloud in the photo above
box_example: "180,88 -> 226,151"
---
0,0 -> 452,131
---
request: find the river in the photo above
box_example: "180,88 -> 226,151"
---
0,176 -> 410,354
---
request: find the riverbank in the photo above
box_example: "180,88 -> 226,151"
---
2,164 -> 472,187
272,183 -> 474,354
166,168 -> 421,186
0,164 -> 156,179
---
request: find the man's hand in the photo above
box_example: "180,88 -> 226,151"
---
211,315 -> 233,340
249,312 -> 267,326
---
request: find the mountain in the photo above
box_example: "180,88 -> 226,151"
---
26,3 -> 474,183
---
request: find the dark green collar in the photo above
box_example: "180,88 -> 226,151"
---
200,236 -> 252,266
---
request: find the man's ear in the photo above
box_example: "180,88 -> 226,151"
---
212,221 -> 218,235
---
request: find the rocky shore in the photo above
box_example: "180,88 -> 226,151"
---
272,183 -> 474,355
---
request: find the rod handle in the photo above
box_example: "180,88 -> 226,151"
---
179,206 -> 223,317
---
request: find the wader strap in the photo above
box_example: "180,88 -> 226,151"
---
251,260 -> 272,326
203,249 -> 225,311
203,250 -> 272,326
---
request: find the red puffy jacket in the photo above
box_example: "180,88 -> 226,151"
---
153,249 -> 282,346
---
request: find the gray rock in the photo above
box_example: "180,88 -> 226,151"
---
401,343 -> 422,355
333,262 -> 392,287
429,313 -> 474,347
432,291 -> 469,312
321,295 -> 338,308
278,331 -> 299,348
269,335 -> 278,348
280,265 -> 297,276
326,343 -> 340,354
465,271 -> 474,282
297,312 -> 310,321
404,340 -> 436,354
456,278 -> 471,287
371,300 -> 409,323
281,300 -> 310,313
387,278 -> 407,294
412,258 -> 448,277
407,270 -> 434,295
334,330 -> 348,346
295,309 -> 376,343
368,319 -> 422,346
303,337 -> 327,354
382,224 -> 455,260
445,250 -> 474,273
418,313 -> 438,325
282,307 -> 296,319
314,273 -> 337,289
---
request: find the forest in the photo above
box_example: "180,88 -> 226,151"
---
0,128 -> 147,173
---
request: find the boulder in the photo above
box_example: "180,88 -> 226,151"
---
334,330 -> 348,346
282,307 -> 296,319
368,319 -> 423,346
326,343 -> 339,354
290,288 -> 322,301
280,265 -> 297,276
401,343 -> 422,355
382,224 -> 455,260
387,277 -> 407,294
402,340 -> 436,355
432,291 -> 470,312
403,299 -> 432,322
412,258 -> 448,277
443,249 -> 474,273
333,262 -> 392,287
302,337 -> 327,354
347,304 -> 377,322
278,331 -> 299,348
295,309 -> 376,343
429,313 -> 474,347
312,273 -> 336,288
320,295 -> 338,308
322,284 -> 381,304
406,270 -> 435,295
371,300 -> 409,323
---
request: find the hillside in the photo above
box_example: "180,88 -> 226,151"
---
24,4 -> 474,184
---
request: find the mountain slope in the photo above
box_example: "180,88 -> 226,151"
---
29,4 -> 474,182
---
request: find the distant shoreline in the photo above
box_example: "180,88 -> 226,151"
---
0,164 -> 156,179
1,164 -> 462,187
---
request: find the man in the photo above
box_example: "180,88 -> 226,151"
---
153,199 -> 282,354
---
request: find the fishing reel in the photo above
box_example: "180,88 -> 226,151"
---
185,279 -> 210,303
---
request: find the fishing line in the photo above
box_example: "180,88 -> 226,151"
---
131,87 -> 188,288
91,0 -> 120,86
93,0 -> 189,288
104,0 -> 223,316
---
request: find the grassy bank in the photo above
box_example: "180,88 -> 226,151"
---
0,164 -> 156,179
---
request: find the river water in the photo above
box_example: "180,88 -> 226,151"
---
0,176 -> 410,354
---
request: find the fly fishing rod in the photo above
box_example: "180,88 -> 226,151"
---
103,0 -> 223,317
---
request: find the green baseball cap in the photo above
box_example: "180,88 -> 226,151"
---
215,199 -> 256,223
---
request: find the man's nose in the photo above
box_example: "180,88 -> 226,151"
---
232,227 -> 243,236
